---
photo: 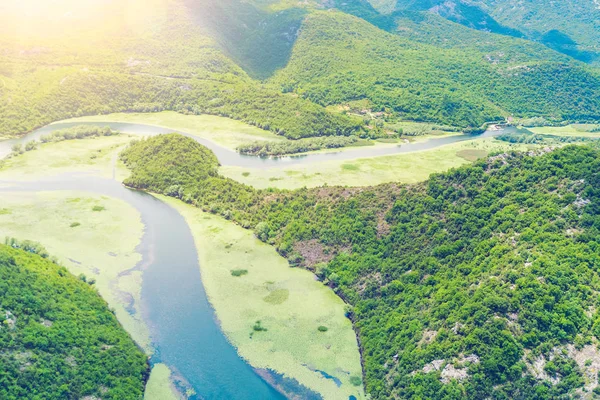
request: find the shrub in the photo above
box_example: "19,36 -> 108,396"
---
253,320 -> 267,332
350,376 -> 362,387
231,269 -> 248,277
24,141 -> 38,151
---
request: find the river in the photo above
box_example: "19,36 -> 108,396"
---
0,121 -> 515,399
0,175 -> 286,400
0,121 -> 516,165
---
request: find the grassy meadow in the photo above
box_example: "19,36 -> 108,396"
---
159,195 -> 365,400
63,111 -> 285,150
0,135 -> 133,181
0,191 -> 149,349
220,137 -> 534,189
527,124 -> 600,137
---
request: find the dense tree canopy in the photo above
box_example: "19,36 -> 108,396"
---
0,244 -> 148,400
121,134 -> 600,399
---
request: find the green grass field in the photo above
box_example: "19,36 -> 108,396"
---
0,191 -> 149,349
0,135 -> 133,181
220,137 -> 534,189
159,195 -> 365,400
527,125 -> 600,137
63,111 -> 285,150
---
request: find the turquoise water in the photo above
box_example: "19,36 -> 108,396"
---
0,176 -> 285,399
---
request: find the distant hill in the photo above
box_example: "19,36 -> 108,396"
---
0,0 -> 360,139
368,0 -> 600,63
1,0 -> 599,135
270,10 -> 600,128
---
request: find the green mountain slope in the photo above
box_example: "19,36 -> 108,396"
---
270,10 -> 600,128
0,0 -> 360,139
183,0 -> 310,79
2,0 -> 600,135
370,0 -> 600,63
0,242 -> 148,399
120,134 -> 600,399
468,0 -> 600,63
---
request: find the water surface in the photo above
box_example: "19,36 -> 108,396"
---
0,122 -> 516,166
0,175 -> 285,400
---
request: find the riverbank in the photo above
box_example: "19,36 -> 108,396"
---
0,136 -> 182,399
158,195 -> 365,400
61,111 -> 285,151
0,190 -> 149,349
58,111 -> 463,158
221,137 -> 535,189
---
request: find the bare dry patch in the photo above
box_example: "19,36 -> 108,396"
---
418,329 -> 438,346
293,239 -> 334,267
456,149 -> 488,162
522,349 -> 560,385
441,363 -> 468,384
567,344 -> 600,391
355,272 -> 383,296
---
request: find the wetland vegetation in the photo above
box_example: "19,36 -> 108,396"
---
160,195 -> 364,398
3,0 -> 600,398
121,133 -> 600,399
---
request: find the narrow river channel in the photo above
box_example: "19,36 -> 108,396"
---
0,175 -> 285,400
0,121 -> 516,165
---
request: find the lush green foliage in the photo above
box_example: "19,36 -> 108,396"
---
0,67 -> 361,139
120,134 -> 220,194
369,0 -> 600,63
237,135 -> 361,156
270,10 -> 600,128
121,134 -> 600,399
40,125 -> 118,143
0,244 -> 148,399
497,132 -> 600,145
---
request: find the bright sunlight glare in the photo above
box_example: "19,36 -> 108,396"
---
0,0 -> 169,41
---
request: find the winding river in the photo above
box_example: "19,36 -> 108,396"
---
0,121 -> 516,165
0,121 -> 515,399
0,175 -> 285,400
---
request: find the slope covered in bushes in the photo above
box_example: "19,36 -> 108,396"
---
0,0 -> 361,139
0,243 -> 148,400
121,134 -> 600,399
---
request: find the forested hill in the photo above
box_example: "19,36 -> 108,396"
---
368,0 -> 600,63
121,134 -> 600,399
2,0 -> 600,136
0,0 -> 361,139
0,243 -> 148,399
270,9 -> 600,128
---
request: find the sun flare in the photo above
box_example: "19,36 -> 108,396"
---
0,0 -> 169,41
